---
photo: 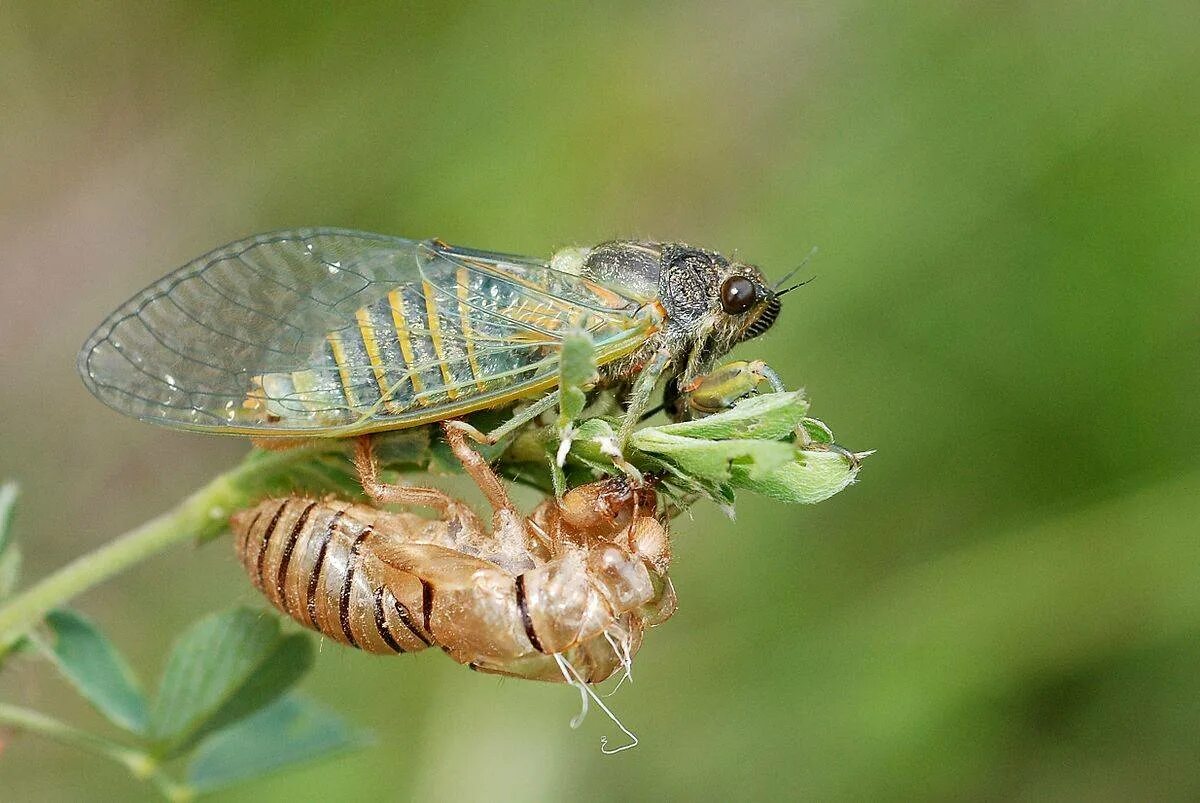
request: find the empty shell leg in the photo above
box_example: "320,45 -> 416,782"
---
442,422 -> 515,515
354,435 -> 474,519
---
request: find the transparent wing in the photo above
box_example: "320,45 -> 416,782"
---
79,229 -> 654,435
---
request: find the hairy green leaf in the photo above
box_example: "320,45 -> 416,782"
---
652,391 -> 810,441
185,694 -> 370,793
42,609 -> 149,734
632,430 -> 797,485
730,448 -> 864,504
799,417 -> 835,446
0,481 -> 17,557
151,607 -> 313,758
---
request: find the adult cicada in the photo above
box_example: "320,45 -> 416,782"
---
78,229 -> 800,441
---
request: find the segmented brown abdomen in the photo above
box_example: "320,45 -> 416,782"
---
231,496 -> 676,682
233,497 -> 434,655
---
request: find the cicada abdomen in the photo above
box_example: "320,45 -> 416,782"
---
230,479 -> 676,683
242,238 -> 652,433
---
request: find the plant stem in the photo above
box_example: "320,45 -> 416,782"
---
0,701 -> 139,764
0,702 -> 192,799
0,473 -> 241,648
0,442 -> 355,651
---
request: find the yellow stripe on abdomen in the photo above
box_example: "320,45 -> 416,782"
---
355,308 -> 402,414
326,332 -> 360,410
422,280 -> 459,400
388,289 -> 426,405
456,268 -> 486,392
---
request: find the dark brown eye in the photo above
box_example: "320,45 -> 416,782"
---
720,276 -> 757,314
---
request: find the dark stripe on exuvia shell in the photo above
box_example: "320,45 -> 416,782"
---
306,510 -> 344,627
514,574 -> 546,653
391,594 -> 433,646
339,527 -> 372,648
275,501 -> 318,606
372,586 -> 406,653
421,579 -> 435,638
255,501 -> 290,589
236,509 -> 263,563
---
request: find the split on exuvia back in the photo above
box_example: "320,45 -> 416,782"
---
77,230 -> 793,439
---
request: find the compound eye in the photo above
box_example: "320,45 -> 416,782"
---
720,276 -> 758,314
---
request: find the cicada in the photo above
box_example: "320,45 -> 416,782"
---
78,229 -> 800,441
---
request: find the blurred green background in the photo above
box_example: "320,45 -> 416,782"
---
3,2 -> 1199,800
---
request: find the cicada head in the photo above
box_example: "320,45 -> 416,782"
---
656,244 -> 782,359
579,239 -> 787,382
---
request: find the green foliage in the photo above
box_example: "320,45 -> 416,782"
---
653,391 -> 811,441
41,609 -> 149,734
557,330 -> 598,426
0,481 -> 20,601
543,392 -> 864,507
211,388 -> 865,515
185,694 -> 370,794
729,448 -> 861,504
631,431 -> 797,485
0,483 -> 23,666
150,608 -> 313,758
0,604 -> 360,800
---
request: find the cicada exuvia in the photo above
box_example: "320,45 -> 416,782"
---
79,229 -> 801,440
231,423 -> 677,752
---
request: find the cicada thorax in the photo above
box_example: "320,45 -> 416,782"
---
230,487 -> 677,683
240,241 -> 652,432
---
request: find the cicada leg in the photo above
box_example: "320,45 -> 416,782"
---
441,421 -> 550,562
447,391 -> 562,446
615,349 -> 672,446
444,349 -> 671,483
441,421 -> 514,514
354,435 -> 482,528
667,359 -> 784,421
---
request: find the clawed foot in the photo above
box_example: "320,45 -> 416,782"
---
442,419 -> 492,444
353,434 -> 471,517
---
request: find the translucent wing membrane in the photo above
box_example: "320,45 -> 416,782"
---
79,229 -> 653,435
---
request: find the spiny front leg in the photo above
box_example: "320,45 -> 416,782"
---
616,349 -> 672,447
581,349 -> 674,486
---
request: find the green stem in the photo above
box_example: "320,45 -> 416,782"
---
0,442 -> 361,651
0,473 -> 240,649
0,701 -> 140,764
0,703 -> 192,800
